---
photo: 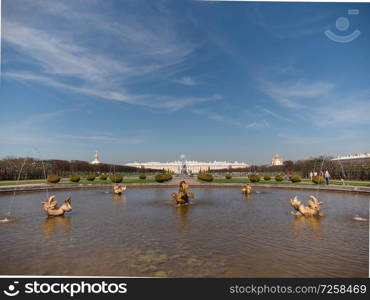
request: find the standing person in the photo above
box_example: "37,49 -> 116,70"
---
324,170 -> 330,185
313,171 -> 318,177
309,171 -> 313,180
340,172 -> 346,185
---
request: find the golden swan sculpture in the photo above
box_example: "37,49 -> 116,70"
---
171,181 -> 194,205
290,195 -> 324,217
241,184 -> 252,194
42,195 -> 72,216
113,184 -> 127,195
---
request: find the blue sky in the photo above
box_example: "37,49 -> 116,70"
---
1,0 -> 369,165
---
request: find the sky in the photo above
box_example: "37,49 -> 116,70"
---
0,0 -> 369,165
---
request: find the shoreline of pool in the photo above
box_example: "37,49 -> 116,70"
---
0,182 -> 370,194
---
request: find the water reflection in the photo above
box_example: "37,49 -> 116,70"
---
175,205 -> 189,233
112,194 -> 127,205
243,194 -> 252,201
42,216 -> 71,237
291,216 -> 323,239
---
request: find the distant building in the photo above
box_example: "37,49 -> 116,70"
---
91,151 -> 101,165
271,154 -> 283,166
332,151 -> 370,161
125,156 -> 248,174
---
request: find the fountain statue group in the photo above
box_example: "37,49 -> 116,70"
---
42,195 -> 72,216
241,183 -> 324,217
171,181 -> 194,205
290,195 -> 324,217
241,184 -> 252,194
40,181 -> 324,217
113,184 -> 126,195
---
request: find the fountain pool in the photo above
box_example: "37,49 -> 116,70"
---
0,187 -> 368,277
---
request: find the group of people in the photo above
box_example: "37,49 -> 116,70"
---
309,170 -> 345,185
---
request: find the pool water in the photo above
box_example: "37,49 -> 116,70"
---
0,187 -> 368,277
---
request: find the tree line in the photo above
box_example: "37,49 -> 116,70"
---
0,157 -> 153,181
213,156 -> 370,181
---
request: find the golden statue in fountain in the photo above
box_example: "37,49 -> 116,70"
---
171,180 -> 194,205
241,184 -> 252,194
290,195 -> 324,217
42,195 -> 72,216
113,184 -> 126,195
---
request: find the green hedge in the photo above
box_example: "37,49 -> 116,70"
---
312,176 -> 325,184
263,175 -> 271,181
69,175 -> 80,183
86,174 -> 96,181
47,175 -> 61,184
99,174 -> 108,180
225,173 -> 232,180
248,174 -> 261,183
290,175 -> 301,183
155,173 -> 172,182
275,175 -> 284,182
198,173 -> 214,182
139,173 -> 147,180
110,173 -> 123,183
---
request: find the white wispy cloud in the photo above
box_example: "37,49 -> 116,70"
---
175,76 -> 198,86
245,120 -> 270,129
312,100 -> 370,126
259,79 -> 334,108
59,135 -> 144,145
278,131 -> 356,145
191,109 -> 241,126
255,106 -> 293,123
191,109 -> 270,130
3,1 -> 215,111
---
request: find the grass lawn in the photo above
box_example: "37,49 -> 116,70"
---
0,180 -> 46,186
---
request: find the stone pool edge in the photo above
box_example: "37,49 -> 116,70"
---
0,182 -> 370,194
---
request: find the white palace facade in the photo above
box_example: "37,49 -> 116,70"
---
125,160 -> 249,174
332,151 -> 370,161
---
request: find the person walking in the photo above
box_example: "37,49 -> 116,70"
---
324,170 -> 330,185
309,171 -> 313,180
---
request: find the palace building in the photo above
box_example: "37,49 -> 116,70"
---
271,154 -> 283,166
125,158 -> 248,174
90,151 -> 101,165
332,151 -> 370,161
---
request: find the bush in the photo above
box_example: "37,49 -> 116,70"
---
290,175 -> 301,183
225,173 -> 232,180
139,173 -> 147,180
69,175 -> 80,183
47,175 -> 60,184
155,173 -> 172,182
99,174 -> 108,180
86,174 -> 96,181
198,173 -> 214,182
263,175 -> 271,181
275,175 -> 284,182
110,173 -> 123,183
312,176 -> 325,184
248,174 -> 261,183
